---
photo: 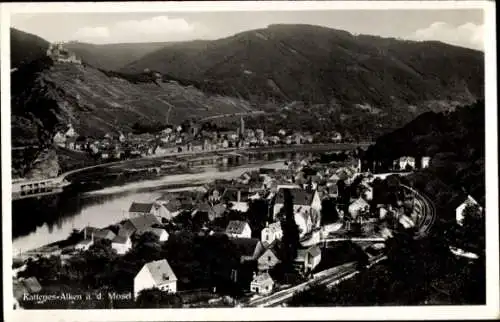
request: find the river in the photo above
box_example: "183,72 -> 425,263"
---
12,150 -> 326,252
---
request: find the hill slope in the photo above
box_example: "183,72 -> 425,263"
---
122,24 -> 484,108
63,41 -> 177,71
11,57 -> 253,146
11,28 -> 50,68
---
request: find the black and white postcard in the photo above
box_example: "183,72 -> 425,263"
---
1,1 -> 498,321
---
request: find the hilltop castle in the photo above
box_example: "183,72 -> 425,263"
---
46,42 -> 82,64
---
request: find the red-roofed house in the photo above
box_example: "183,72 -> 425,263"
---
134,259 -> 177,298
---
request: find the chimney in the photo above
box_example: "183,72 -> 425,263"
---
237,190 -> 241,202
84,228 -> 87,240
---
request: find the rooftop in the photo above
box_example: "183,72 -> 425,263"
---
251,272 -> 273,284
275,187 -> 316,205
129,202 -> 154,213
226,220 -> 250,235
144,259 -> 178,284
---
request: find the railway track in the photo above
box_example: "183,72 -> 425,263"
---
401,184 -> 436,238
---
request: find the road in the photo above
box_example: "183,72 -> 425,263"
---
198,111 -> 266,122
246,254 -> 386,307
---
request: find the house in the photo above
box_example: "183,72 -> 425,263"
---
207,186 -> 226,203
65,123 -> 77,138
331,132 -> 342,143
81,226 -> 116,241
231,238 -> 266,262
75,238 -> 93,251
456,195 -> 483,226
119,214 -> 162,237
134,259 -> 177,298
421,156 -> 431,169
328,173 -> 341,183
159,200 -> 183,220
53,131 -> 66,147
257,247 -> 280,271
74,136 -> 87,151
65,137 -> 76,150
111,235 -> 132,255
261,222 -> 283,246
250,272 -> 274,295
295,245 -> 322,273
149,228 -> 169,242
348,197 -> 370,219
21,277 -> 42,293
294,207 -> 315,237
226,220 -> 252,238
274,180 -> 301,191
207,203 -> 227,221
223,188 -> 250,212
398,214 -> 415,229
377,205 -> 389,219
327,184 -> 339,198
128,202 -> 159,218
396,156 -> 416,170
272,188 -> 322,220
361,183 -> 373,201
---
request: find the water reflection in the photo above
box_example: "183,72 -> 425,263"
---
12,150 -> 307,252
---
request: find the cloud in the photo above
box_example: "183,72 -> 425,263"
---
71,16 -> 206,43
73,26 -> 110,41
115,16 -> 196,35
410,21 -> 484,51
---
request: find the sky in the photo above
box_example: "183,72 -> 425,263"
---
11,9 -> 484,50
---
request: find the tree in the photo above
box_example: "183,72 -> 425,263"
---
461,203 -> 485,254
320,198 -> 339,225
247,199 -> 270,237
280,189 -> 300,270
135,288 -> 182,308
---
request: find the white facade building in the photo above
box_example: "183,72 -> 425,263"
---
134,259 -> 177,298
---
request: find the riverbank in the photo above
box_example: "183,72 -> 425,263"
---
12,159 -> 289,254
61,142 -> 368,180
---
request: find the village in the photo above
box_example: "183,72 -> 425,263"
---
52,114 -> 345,164
12,144 -> 482,309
